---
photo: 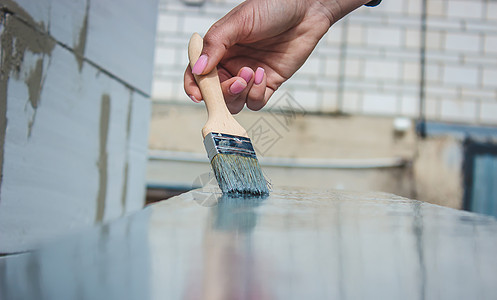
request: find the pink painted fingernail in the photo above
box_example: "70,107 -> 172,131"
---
229,79 -> 247,94
254,67 -> 264,85
192,54 -> 208,75
239,67 -> 253,83
190,95 -> 201,103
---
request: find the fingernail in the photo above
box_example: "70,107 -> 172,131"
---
229,79 -> 247,94
255,67 -> 264,85
239,67 -> 253,83
192,54 -> 208,75
190,95 -> 201,103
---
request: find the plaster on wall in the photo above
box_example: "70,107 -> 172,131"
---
96,93 -> 110,223
121,91 -> 134,214
0,12 -> 55,200
73,0 -> 89,72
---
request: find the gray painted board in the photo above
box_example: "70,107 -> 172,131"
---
1,188 -> 497,299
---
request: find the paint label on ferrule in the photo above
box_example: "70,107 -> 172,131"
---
203,132 -> 256,161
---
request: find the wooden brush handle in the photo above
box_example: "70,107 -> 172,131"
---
188,33 -> 248,138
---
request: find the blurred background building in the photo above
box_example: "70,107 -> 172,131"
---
148,0 -> 497,215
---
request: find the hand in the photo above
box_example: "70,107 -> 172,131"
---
184,0 -> 368,114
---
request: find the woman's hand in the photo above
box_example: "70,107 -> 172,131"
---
184,0 -> 368,113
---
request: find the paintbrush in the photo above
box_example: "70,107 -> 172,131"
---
188,33 -> 269,195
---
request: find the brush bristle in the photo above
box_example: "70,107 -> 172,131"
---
211,154 -> 269,195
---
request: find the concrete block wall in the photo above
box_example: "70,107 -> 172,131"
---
0,0 -> 157,252
152,0 -> 497,126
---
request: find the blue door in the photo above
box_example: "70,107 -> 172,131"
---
464,140 -> 497,218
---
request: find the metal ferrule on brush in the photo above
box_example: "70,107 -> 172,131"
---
203,132 -> 257,161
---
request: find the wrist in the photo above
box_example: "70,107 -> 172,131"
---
316,0 -> 374,25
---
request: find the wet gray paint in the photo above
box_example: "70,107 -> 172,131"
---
96,94 -> 110,223
1,188 -> 496,299
74,0 -> 90,72
0,7 -> 55,199
412,201 -> 426,300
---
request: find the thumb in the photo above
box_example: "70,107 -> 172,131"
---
191,14 -> 244,75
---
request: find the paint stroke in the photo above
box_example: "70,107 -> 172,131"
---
121,91 -> 133,214
74,0 -> 90,72
0,12 -> 55,200
96,94 -> 110,223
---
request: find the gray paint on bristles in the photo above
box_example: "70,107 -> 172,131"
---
204,133 -> 269,195
211,154 -> 269,195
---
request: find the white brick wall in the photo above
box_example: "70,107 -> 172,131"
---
439,99 -> 478,123
487,2 -> 497,21
405,29 -> 421,49
483,69 -> 497,87
362,93 -> 398,115
326,22 -> 343,45
425,98 -> 440,120
444,33 -> 481,53
344,58 -> 362,78
182,15 -> 218,34
152,0 -> 497,125
426,31 -> 443,50
480,102 -> 497,124
325,58 -> 340,77
321,91 -> 339,112
292,89 -> 322,111
365,27 -> 403,48
403,62 -> 421,82
364,60 -> 402,81
423,0 -> 497,125
347,24 -> 365,45
484,35 -> 497,54
342,91 -> 361,114
427,0 -> 446,17
157,14 -> 179,33
299,57 -> 323,76
406,0 -> 422,15
400,95 -> 420,117
447,1 -> 483,19
443,65 -> 479,86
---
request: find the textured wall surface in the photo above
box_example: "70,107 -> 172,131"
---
152,0 -> 497,125
0,0 -> 157,253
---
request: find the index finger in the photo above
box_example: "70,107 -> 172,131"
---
184,65 -> 203,103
